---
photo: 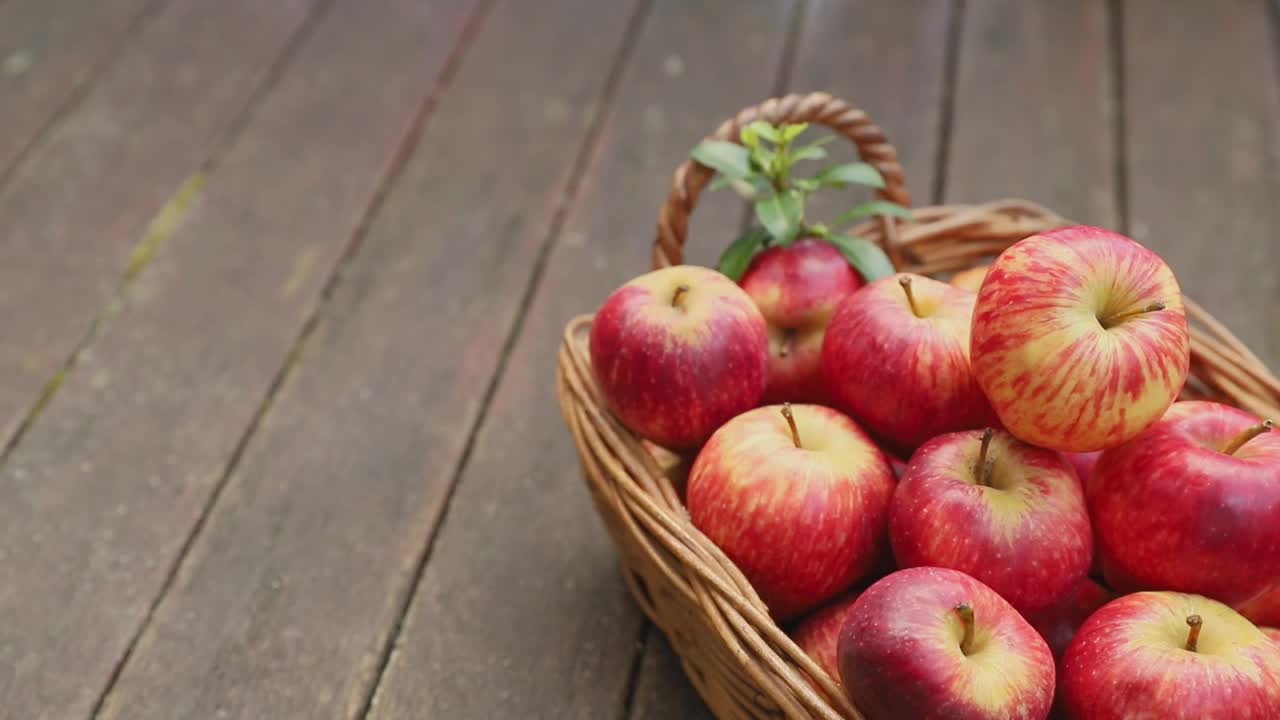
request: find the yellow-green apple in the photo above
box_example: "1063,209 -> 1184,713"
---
890,428 -> 1092,612
971,225 -> 1191,452
1061,592 -> 1280,719
837,567 -> 1055,720
1089,401 -> 1279,621
686,404 -> 894,620
790,591 -> 862,693
740,238 -> 864,404
589,265 -> 768,449
822,273 -> 997,455
950,264 -> 990,293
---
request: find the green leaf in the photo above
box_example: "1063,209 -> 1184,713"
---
792,178 -> 820,192
780,122 -> 809,142
740,125 -> 759,149
716,226 -> 770,281
746,120 -> 780,143
790,145 -> 828,163
727,175 -> 772,200
816,162 -> 886,189
826,234 -> 896,281
833,200 -> 915,227
755,190 -> 803,245
691,140 -> 752,178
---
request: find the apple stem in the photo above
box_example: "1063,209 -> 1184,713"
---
1101,301 -> 1166,328
898,276 -> 921,318
955,603 -> 976,655
975,428 -> 995,487
672,284 -> 690,308
781,403 -> 802,449
1185,614 -> 1203,652
779,328 -> 795,358
1223,420 -> 1273,455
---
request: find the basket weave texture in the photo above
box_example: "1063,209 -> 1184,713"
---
555,92 -> 1280,720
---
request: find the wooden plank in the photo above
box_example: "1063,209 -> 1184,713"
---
0,1 -> 478,717
0,0 -> 319,449
1124,0 -> 1280,369
945,0 -> 1116,225
627,1 -> 957,713
365,2 -> 793,718
89,2 -> 643,719
0,0 -> 159,178
793,0 -> 953,215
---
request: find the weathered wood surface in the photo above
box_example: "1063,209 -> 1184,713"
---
0,0 -> 158,178
946,0 -> 1117,225
89,1 -> 642,718
0,0 -> 475,717
366,3 -> 794,717
1123,0 -> 1280,368
0,0 -> 320,451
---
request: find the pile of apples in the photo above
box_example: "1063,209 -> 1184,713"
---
588,223 -> 1280,719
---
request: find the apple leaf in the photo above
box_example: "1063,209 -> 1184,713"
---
717,226 -> 770,281
740,124 -> 760,149
691,140 -> 752,179
746,120 -> 781,143
790,145 -> 828,163
817,162 -> 886,189
755,190 -> 803,245
833,200 -> 915,227
780,122 -> 810,141
826,233 -> 896,281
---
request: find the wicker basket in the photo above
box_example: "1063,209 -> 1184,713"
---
555,92 -> 1280,719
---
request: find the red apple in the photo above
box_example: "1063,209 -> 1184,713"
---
1060,451 -> 1100,490
971,225 -> 1191,452
1263,626 -> 1280,644
1238,585 -> 1280,627
1061,591 -> 1280,719
838,567 -> 1055,720
1090,401 -> 1280,619
790,591 -> 861,693
1023,578 -> 1115,661
890,428 -> 1092,612
740,238 -> 864,404
687,404 -> 894,620
822,273 -> 996,456
589,265 -> 768,449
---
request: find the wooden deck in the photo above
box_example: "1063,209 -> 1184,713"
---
0,1 -> 1276,717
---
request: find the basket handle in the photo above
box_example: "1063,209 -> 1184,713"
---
653,91 -> 913,269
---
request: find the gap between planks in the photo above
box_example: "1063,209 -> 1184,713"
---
84,0 -> 496,715
931,0 -> 966,206
352,0 -> 658,714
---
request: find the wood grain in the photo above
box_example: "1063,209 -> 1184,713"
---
89,1 -> 642,718
0,0 -> 322,450
945,0 -> 1117,225
365,1 -> 794,718
630,632 -> 716,720
1124,0 -> 1280,369
0,0 -> 158,178
0,1 -> 476,717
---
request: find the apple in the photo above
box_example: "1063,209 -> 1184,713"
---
1023,578 -> 1115,661
589,265 -> 768,449
950,264 -> 990,292
1264,626 -> 1280,644
971,224 -> 1191,452
1060,451 -> 1100,490
838,566 -> 1055,720
1238,585 -> 1280,627
1061,591 -> 1280,719
790,591 -> 861,693
822,273 -> 997,456
740,238 -> 864,404
890,428 -> 1092,612
686,404 -> 894,620
1090,401 -> 1280,619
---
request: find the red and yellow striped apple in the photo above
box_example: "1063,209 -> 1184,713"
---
838,567 -> 1055,720
740,238 -> 864,404
822,273 -> 996,456
686,404 -> 894,620
1061,592 -> 1280,719
950,264 -> 990,293
1263,626 -> 1280,644
890,428 -> 1092,612
589,265 -> 768,449
971,225 -> 1190,452
1090,401 -> 1280,621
